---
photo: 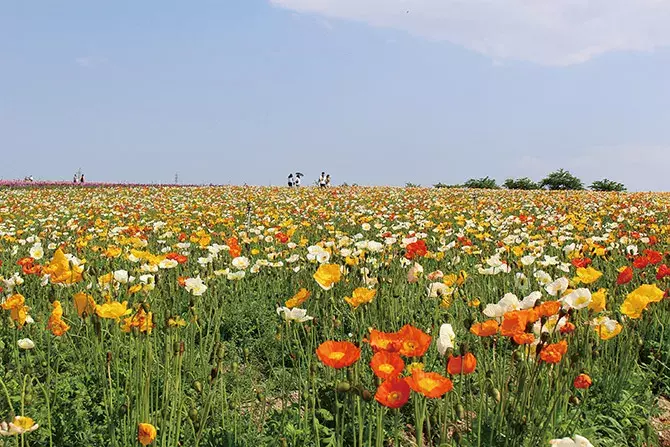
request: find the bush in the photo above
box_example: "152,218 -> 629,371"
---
591,179 -> 626,192
433,183 -> 461,189
463,176 -> 498,189
540,169 -> 584,190
503,177 -> 540,190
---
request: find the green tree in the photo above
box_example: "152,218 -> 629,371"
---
463,176 -> 498,189
503,177 -> 540,190
540,169 -> 584,190
590,179 -> 626,192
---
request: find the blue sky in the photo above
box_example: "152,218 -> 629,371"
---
1,1 -> 670,190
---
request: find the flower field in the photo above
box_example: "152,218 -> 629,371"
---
0,185 -> 669,446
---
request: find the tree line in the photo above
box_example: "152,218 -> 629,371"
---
431,169 -> 626,191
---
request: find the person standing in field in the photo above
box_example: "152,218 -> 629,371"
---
325,174 -> 331,187
288,173 -> 294,187
319,172 -> 326,188
294,174 -> 301,187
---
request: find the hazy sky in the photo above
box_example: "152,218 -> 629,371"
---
2,1 -> 670,190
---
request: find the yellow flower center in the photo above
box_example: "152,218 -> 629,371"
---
15,417 -> 34,430
378,364 -> 395,375
418,378 -> 439,392
328,351 -> 345,361
388,391 -> 402,403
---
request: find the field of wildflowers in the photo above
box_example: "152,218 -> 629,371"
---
0,185 -> 668,446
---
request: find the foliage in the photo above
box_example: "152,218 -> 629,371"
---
463,176 -> 499,189
433,183 -> 462,189
503,177 -> 540,190
540,169 -> 584,190
591,179 -> 626,192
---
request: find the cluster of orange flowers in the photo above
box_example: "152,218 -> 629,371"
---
316,325 -> 478,408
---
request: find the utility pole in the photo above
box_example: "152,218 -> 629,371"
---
174,172 -> 179,185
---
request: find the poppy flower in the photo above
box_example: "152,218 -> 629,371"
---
537,301 -> 561,318
375,377 -> 410,409
447,353 -> 477,375
316,340 -> 361,369
138,423 -> 157,445
643,249 -> 663,265
313,264 -> 342,290
573,373 -> 592,389
656,264 -> 670,280
633,256 -> 650,269
559,322 -> 576,335
588,289 -> 607,313
501,310 -> 536,337
370,351 -> 404,380
575,267 -> 602,285
285,288 -> 310,308
366,329 -> 402,353
95,301 -> 131,320
405,370 -> 453,398
571,257 -> 592,268
344,288 -> 376,308
405,240 -> 428,260
539,340 -> 568,364
397,325 -> 432,357
512,333 -> 535,345
616,266 -> 633,285
47,301 -> 70,336
470,320 -> 499,337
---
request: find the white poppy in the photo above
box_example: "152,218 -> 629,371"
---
436,323 -> 456,356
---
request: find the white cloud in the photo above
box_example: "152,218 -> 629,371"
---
270,0 -> 670,65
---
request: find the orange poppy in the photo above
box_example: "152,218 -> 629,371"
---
316,340 -> 361,369
539,340 -> 568,364
447,353 -> 477,375
512,333 -> 535,345
559,322 -> 576,334
370,351 -> 404,380
366,329 -> 402,353
397,325 -> 432,357
470,320 -> 499,337
573,373 -> 592,389
537,301 -> 561,318
405,370 -> 453,398
500,311 -> 528,337
375,377 -> 411,409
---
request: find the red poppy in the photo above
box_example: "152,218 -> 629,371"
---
369,351 -> 404,380
375,377 -> 410,409
275,232 -> 289,243
633,256 -> 650,269
644,249 -> 663,265
616,266 -> 633,285
571,257 -> 592,268
177,277 -> 187,287
397,325 -> 432,357
166,252 -> 188,264
447,353 -> 477,375
405,240 -> 428,260
573,373 -> 592,389
17,257 -> 34,267
316,341 -> 361,369
656,264 -> 670,281
406,370 -> 453,398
